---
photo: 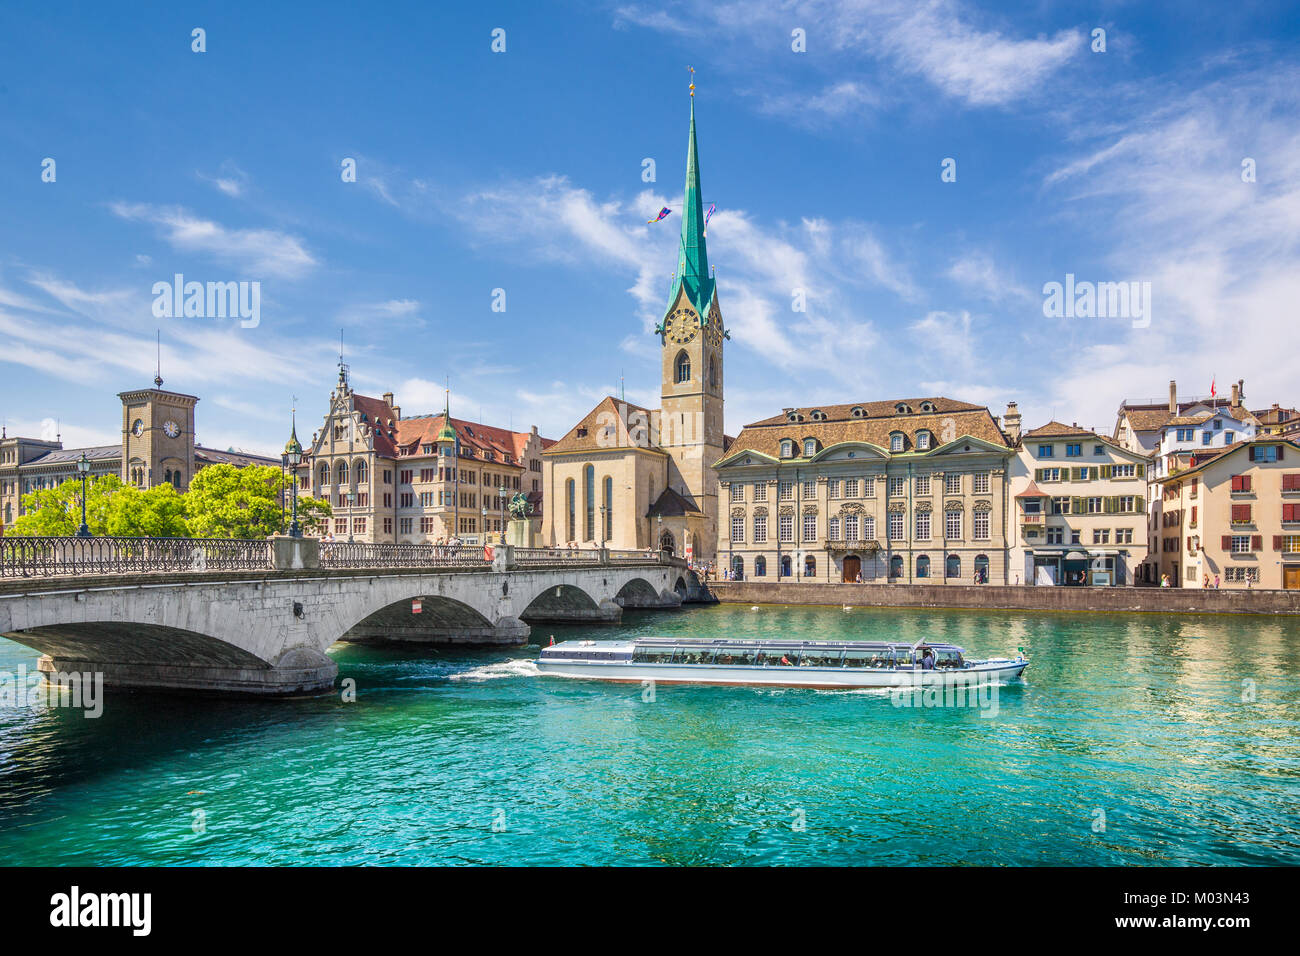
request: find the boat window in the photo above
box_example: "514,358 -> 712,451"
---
799,648 -> 845,667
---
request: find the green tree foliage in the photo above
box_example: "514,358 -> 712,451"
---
183,464 -> 331,539
6,466 -> 330,539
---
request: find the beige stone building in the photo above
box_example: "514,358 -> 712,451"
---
1156,438 -> 1300,589
542,97 -> 729,563
1008,419 -> 1152,586
1,374 -> 278,534
714,397 -> 1014,583
298,366 -> 552,545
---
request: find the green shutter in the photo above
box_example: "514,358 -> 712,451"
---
1100,464 -> 1113,479
1072,497 -> 1083,515
1136,462 -> 1145,478
1035,468 -> 1043,481
1136,496 -> 1145,514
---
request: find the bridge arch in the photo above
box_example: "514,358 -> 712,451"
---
520,582 -> 615,624
340,592 -> 500,645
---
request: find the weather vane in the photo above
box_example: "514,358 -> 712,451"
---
688,66 -> 695,97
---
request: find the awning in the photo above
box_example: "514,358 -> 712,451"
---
1064,550 -> 1089,561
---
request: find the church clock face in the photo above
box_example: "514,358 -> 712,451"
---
163,420 -> 180,438
131,419 -> 144,437
664,307 -> 699,344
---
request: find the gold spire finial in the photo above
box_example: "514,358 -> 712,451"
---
688,65 -> 695,97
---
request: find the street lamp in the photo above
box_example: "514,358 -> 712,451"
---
481,503 -> 488,544
599,504 -> 607,548
347,490 -> 356,542
283,414 -> 303,539
74,452 -> 92,538
657,513 -> 663,554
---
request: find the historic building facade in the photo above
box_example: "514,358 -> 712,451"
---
714,398 -> 1014,583
1156,439 -> 1300,589
298,366 -> 551,544
1008,421 -> 1152,586
542,95 -> 729,563
0,375 -> 278,533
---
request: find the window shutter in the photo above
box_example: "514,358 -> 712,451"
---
1221,535 -> 1232,550
1035,468 -> 1043,481
1244,475 -> 1252,492
1072,497 -> 1083,515
1136,495 -> 1145,514
1275,535 -> 1285,552
1248,446 -> 1256,461
1136,463 -> 1145,477
1100,464 -> 1113,479
1252,535 -> 1263,551
1278,446 -> 1285,460
1186,536 -> 1192,552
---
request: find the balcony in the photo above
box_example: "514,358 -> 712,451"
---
1020,513 -> 1045,526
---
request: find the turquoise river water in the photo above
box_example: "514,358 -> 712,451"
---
1,604 -> 1298,866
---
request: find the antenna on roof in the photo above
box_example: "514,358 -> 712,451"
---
337,328 -> 350,387
154,329 -> 163,388
620,369 -> 625,402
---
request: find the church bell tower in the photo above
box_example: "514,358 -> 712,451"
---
657,84 -> 726,555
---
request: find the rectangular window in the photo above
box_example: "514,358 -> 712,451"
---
753,514 -> 767,543
1230,535 -> 1252,553
973,510 -> 989,540
1087,497 -> 1103,514
753,483 -> 767,502
778,514 -> 794,542
1230,474 -> 1252,492
846,478 -> 860,498
1038,445 -> 1054,458
399,517 -> 412,534
1231,504 -> 1252,524
778,481 -> 794,501
828,479 -> 841,499
803,513 -> 817,541
353,518 -> 366,535
887,512 -> 903,541
1047,528 -> 1063,544
1116,527 -> 1133,544
1066,443 -> 1081,457
421,516 -> 436,534
1282,473 -> 1300,492
944,474 -> 961,495
828,517 -> 841,540
383,518 -> 392,534
973,473 -> 989,495
802,480 -> 816,499
844,514 -> 859,540
1118,496 -> 1135,513
730,483 -> 744,502
1052,496 -> 1070,515
863,516 -> 875,540
1279,535 -> 1300,552
915,511 -> 931,541
399,470 -> 413,484
945,510 -> 961,539
915,475 -> 931,496
731,515 -> 745,542
1094,445 -> 1104,456
400,493 -> 413,508
888,476 -> 905,498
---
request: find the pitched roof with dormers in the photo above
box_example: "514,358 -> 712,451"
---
394,414 -> 546,466
1117,399 -> 1259,435
543,396 -> 665,456
350,393 -> 402,457
1021,421 -> 1151,459
718,397 -> 1010,465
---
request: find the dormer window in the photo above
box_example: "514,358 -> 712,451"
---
895,403 -> 911,415
916,431 -> 931,450
920,401 -> 936,413
809,409 -> 825,421
786,411 -> 804,423
890,432 -> 905,452
850,406 -> 865,418
803,438 -> 818,457
780,439 -> 794,458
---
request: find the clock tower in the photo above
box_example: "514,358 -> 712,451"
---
119,373 -> 199,490
657,93 -> 726,558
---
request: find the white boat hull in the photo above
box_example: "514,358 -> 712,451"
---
536,658 -> 1028,689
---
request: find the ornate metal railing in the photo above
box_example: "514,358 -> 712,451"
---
513,547 -> 603,566
317,542 -> 487,569
606,548 -> 664,563
0,536 -> 273,578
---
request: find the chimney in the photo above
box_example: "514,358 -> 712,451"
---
382,391 -> 395,407
1169,380 -> 1177,415
1231,379 -> 1243,410
1003,401 -> 1022,442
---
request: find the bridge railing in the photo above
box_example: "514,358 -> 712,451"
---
318,542 -> 487,569
514,547 -> 602,566
0,535 -> 273,578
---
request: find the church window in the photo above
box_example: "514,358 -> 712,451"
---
603,476 -> 613,541
565,478 -> 576,542
709,356 -> 717,388
675,351 -> 691,384
584,465 -> 595,541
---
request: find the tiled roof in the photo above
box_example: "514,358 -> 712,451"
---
1015,480 -> 1048,498
544,396 -> 664,456
647,486 -> 702,517
24,444 -> 121,466
1119,399 -> 1258,432
1022,421 -> 1097,439
1172,439 -> 1299,480
1252,405 -> 1299,426
195,446 -> 281,468
722,397 -> 1010,463
351,394 -> 401,457
394,413 -> 543,466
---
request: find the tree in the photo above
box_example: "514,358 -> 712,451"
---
105,483 -> 190,537
183,464 -> 330,539
8,475 -> 123,536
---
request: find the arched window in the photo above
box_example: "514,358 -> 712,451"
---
890,432 -> 904,452
603,475 -> 613,541
803,438 -> 817,457
164,469 -> 172,485
355,460 -> 368,484
890,554 -> 904,578
565,478 -> 576,542
731,555 -> 744,579
336,460 -> 348,485
172,471 -> 182,489
804,555 -> 816,577
675,351 -> 691,383
916,431 -> 931,450
975,554 -> 989,584
583,465 -> 595,541
946,554 -> 961,579
780,439 -> 794,458
780,555 -> 792,577
755,555 -> 767,577
709,356 -> 717,388
917,555 -> 931,578
319,463 -> 329,487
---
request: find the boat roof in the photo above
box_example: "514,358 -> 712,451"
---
549,638 -> 965,652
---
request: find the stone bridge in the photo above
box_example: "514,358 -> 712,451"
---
0,537 -> 701,696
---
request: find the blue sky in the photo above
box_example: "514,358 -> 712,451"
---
1,0 -> 1297,454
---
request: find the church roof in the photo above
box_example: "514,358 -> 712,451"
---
646,486 -> 703,518
543,396 -> 665,456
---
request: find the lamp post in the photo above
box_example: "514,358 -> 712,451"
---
284,415 -> 303,539
599,504 -> 607,548
657,513 -> 663,554
347,490 -> 356,542
74,452 -> 92,538
481,503 -> 488,544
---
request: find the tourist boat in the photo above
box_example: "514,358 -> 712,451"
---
536,638 -> 1028,689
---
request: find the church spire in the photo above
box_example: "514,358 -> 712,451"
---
669,76 -> 715,317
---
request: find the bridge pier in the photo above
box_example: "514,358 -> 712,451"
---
35,645 -> 337,697
522,598 -> 622,624
342,615 -> 530,646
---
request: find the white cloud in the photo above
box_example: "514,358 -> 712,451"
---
109,202 -> 317,278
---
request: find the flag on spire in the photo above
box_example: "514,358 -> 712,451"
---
647,206 -> 671,224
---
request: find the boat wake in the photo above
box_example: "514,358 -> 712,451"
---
448,659 -> 541,682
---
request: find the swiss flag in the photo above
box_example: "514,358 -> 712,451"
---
1210,377 -> 1216,397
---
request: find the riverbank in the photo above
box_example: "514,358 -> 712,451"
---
706,581 -> 1300,616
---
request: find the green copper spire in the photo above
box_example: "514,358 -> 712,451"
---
668,95 -> 716,318
436,388 -> 457,444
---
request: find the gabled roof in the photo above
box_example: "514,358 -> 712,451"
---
350,393 -> 401,457
1168,438 -> 1299,482
1022,421 -> 1152,459
647,486 -> 702,518
395,414 -> 542,465
544,396 -> 663,456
